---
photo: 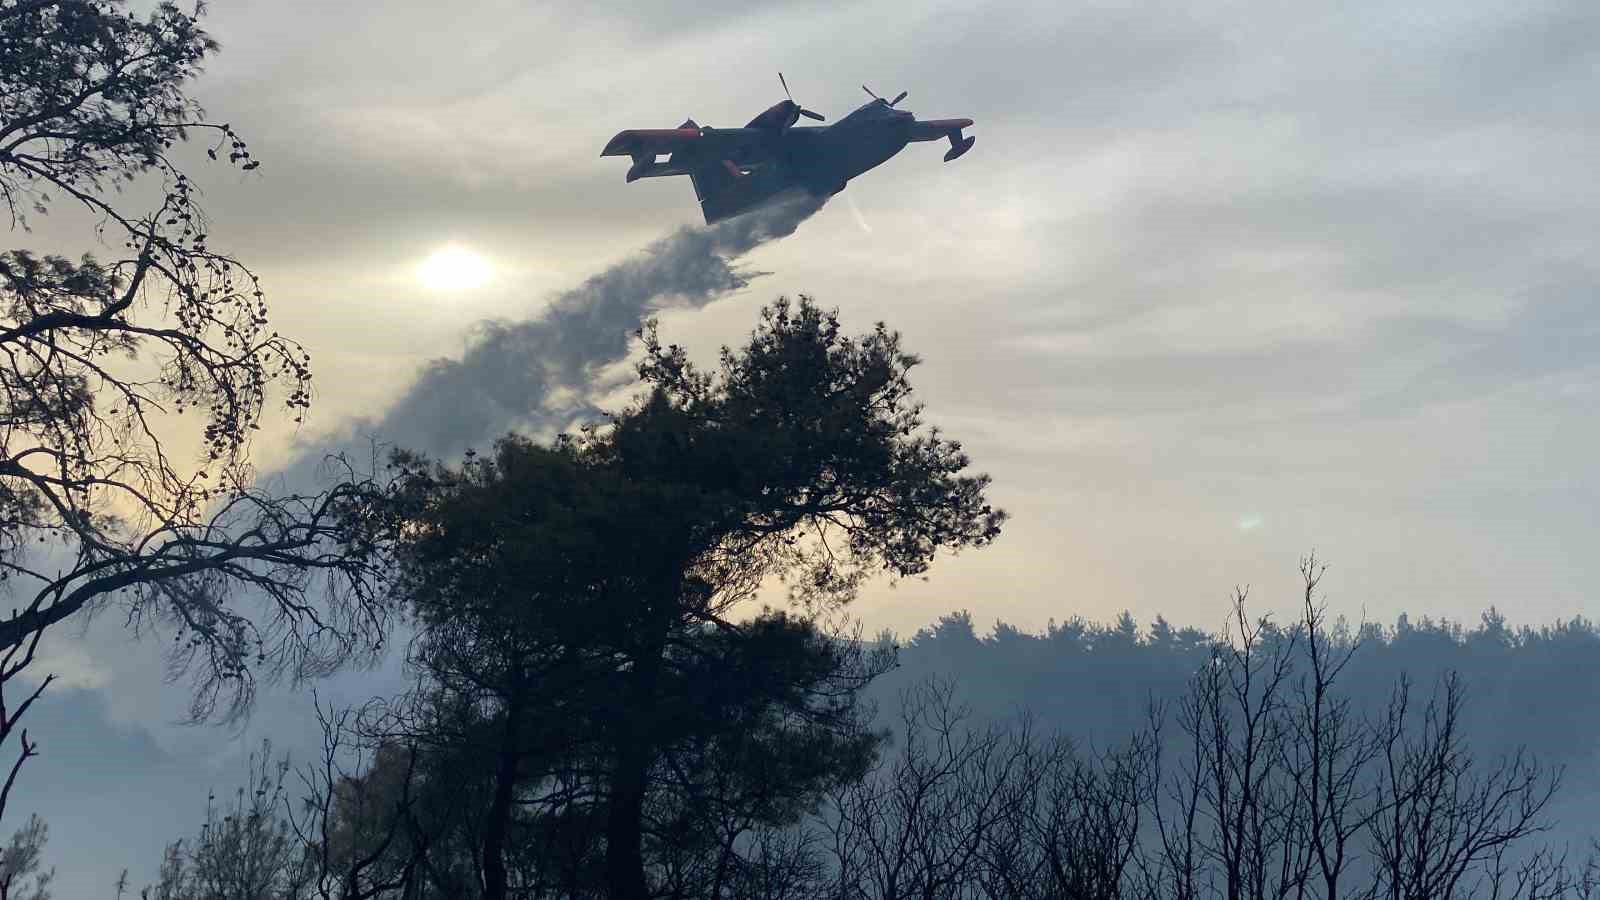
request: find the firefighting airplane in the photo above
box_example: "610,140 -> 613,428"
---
601,74 -> 975,224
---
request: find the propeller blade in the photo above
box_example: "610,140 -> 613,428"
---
780,72 -> 793,102
799,108 -> 825,121
862,85 -> 879,100
891,91 -> 907,106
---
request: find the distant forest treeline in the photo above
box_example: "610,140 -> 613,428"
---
882,590 -> 1600,883
892,602 -> 1600,766
118,580 -> 1600,899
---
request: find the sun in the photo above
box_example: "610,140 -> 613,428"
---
416,244 -> 494,291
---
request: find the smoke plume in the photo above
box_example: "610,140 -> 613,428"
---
280,192 -> 824,484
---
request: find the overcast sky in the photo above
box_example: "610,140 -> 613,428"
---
14,0 -> 1600,892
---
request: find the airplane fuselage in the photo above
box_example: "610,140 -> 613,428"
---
754,98 -> 917,194
602,91 -> 973,224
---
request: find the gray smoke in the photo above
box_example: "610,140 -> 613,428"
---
278,191 -> 824,486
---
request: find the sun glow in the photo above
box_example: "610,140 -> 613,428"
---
416,244 -> 494,290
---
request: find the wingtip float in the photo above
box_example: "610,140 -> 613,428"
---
601,75 -> 976,225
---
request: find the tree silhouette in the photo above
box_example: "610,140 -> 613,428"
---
379,296 -> 1005,899
141,572 -> 1600,898
0,813 -> 51,900
284,698 -> 440,900
1368,671 -> 1559,900
0,0 -> 392,825
141,741 -> 314,900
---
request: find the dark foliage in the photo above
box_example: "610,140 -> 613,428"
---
371,296 -> 1004,899
144,562 -> 1600,899
0,0 -> 393,831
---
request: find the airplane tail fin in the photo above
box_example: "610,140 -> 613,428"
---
943,134 -> 975,162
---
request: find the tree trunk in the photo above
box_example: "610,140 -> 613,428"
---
709,824 -> 740,900
605,636 -> 665,900
606,740 -> 651,900
482,694 -> 523,900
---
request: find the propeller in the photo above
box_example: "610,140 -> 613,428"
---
862,85 -> 909,107
779,72 -> 826,121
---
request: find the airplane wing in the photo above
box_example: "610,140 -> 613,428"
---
600,127 -> 766,160
692,161 -> 791,225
